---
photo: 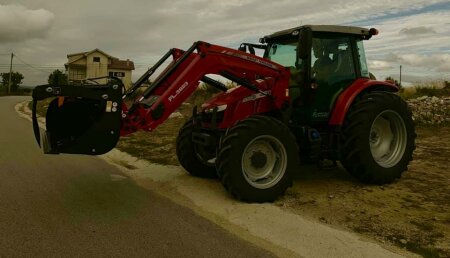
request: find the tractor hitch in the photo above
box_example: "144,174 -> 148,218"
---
32,80 -> 123,155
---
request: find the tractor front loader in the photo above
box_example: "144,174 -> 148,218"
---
32,25 -> 416,202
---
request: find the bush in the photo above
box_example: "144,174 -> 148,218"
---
399,81 -> 450,100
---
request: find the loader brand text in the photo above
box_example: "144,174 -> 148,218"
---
221,51 -> 279,70
168,81 -> 189,102
242,90 -> 272,102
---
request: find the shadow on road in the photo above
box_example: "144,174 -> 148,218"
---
62,173 -> 149,224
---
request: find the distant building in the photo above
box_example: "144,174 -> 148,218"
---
65,49 -> 135,88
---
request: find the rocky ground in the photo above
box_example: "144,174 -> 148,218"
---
408,96 -> 450,125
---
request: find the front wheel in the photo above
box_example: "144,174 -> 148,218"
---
176,119 -> 217,178
216,116 -> 299,202
341,92 -> 416,184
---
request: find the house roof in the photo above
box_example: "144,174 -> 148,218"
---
67,49 -> 113,65
109,58 -> 135,70
67,48 -> 115,59
65,48 -> 135,70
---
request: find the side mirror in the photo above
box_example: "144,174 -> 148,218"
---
238,44 -> 256,55
238,44 -> 246,52
298,28 -> 312,59
247,45 -> 255,55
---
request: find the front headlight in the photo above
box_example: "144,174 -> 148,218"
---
205,104 -> 227,113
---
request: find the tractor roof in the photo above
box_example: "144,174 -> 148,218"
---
264,25 -> 373,40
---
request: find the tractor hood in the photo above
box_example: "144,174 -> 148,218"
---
200,77 -> 276,113
200,86 -> 253,112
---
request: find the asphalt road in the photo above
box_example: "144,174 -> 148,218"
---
0,96 -> 273,257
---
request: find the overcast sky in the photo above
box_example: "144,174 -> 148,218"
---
0,0 -> 449,86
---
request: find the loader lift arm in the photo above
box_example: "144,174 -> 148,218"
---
31,41 -> 290,155
120,41 -> 291,136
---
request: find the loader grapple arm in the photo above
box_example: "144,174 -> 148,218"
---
32,81 -> 123,154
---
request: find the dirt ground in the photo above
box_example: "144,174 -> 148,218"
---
116,105 -> 190,165
277,126 -> 450,258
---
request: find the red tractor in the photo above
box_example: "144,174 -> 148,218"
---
32,25 -> 415,202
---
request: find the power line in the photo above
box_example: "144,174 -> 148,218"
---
12,54 -> 55,75
0,65 -> 64,68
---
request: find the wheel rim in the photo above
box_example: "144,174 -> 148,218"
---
369,110 -> 407,168
241,135 -> 287,189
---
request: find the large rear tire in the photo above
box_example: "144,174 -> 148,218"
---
217,116 -> 299,202
176,119 -> 217,178
341,92 -> 416,184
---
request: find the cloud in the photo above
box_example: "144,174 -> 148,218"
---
362,8 -> 450,80
369,60 -> 393,70
385,53 -> 450,72
0,4 -> 54,43
399,26 -> 436,35
0,0 -> 448,85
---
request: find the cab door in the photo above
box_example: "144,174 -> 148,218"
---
307,34 -> 358,123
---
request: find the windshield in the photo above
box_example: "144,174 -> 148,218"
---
266,42 -> 298,67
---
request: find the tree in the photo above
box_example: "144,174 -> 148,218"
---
385,76 -> 402,88
1,72 -> 24,92
48,69 -> 68,86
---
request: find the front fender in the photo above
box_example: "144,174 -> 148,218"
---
328,78 -> 398,126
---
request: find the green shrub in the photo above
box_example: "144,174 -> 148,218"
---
399,81 -> 450,100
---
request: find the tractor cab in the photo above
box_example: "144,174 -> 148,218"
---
261,25 -> 377,125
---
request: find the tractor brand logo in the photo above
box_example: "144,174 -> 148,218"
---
221,51 -> 279,70
242,90 -> 271,103
168,81 -> 189,102
312,111 -> 329,119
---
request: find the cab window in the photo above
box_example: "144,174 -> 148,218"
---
356,39 -> 370,78
266,43 -> 297,67
310,36 -> 356,85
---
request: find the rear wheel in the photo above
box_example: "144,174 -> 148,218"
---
217,116 -> 299,202
176,119 -> 217,178
341,92 -> 416,184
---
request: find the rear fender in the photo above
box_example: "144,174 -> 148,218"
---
328,78 -> 398,126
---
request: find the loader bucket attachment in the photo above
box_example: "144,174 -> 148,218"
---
32,82 -> 123,155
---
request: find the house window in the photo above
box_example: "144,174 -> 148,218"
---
110,72 -> 125,77
93,57 -> 101,62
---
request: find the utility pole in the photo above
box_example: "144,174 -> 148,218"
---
399,65 -> 402,87
7,53 -> 13,94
